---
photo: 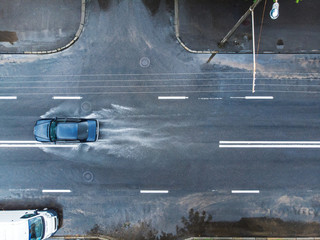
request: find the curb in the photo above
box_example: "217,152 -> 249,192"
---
185,238 -> 320,240
49,235 -> 116,240
174,0 -> 218,54
49,237 -> 320,240
6,0 -> 86,55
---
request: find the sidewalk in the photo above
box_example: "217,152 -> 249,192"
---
0,0 -> 83,53
176,0 -> 320,54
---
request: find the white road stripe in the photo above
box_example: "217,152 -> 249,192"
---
0,144 -> 78,148
140,190 -> 169,194
220,144 -> 320,148
9,188 -> 37,192
230,96 -> 273,100
52,96 -> 82,100
220,141 -> 320,144
198,97 -> 222,100
158,96 -> 188,100
42,189 -> 72,193
232,190 -> 260,194
245,96 -> 273,100
219,141 -> 320,148
0,141 -> 38,143
0,96 -> 17,99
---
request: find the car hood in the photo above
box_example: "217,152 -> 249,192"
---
34,119 -> 51,142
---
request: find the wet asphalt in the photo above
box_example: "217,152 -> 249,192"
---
0,0 -> 320,236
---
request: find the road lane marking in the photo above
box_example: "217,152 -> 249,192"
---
42,189 -> 72,193
219,141 -> 320,148
0,144 -> 78,148
220,145 -> 320,148
0,96 -> 17,99
230,96 -> 273,100
220,141 -> 320,144
158,96 -> 188,100
140,190 -> 169,194
0,90 -> 252,96
9,188 -> 38,192
232,190 -> 260,194
198,97 -> 222,100
53,96 -> 82,100
245,96 -> 273,99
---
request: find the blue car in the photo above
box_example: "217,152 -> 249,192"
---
34,118 -> 99,142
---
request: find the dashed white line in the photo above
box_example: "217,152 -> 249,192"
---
245,96 -> 273,100
9,188 -> 37,192
230,96 -> 273,100
42,189 -> 72,193
158,96 -> 188,100
232,190 -> 260,194
140,190 -> 169,194
198,97 -> 222,100
52,96 -> 82,100
0,96 -> 17,99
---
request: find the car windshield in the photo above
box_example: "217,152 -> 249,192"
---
28,216 -> 44,240
49,120 -> 57,141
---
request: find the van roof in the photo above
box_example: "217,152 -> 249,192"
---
0,221 -> 29,240
0,210 -> 36,223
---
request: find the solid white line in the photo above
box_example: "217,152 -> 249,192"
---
232,190 -> 260,194
245,96 -> 273,99
219,141 -> 320,144
42,189 -> 72,193
0,96 -> 17,99
158,96 -> 188,100
52,96 -> 82,100
220,145 -> 320,148
0,141 -> 38,143
0,144 -> 78,148
140,190 -> 169,194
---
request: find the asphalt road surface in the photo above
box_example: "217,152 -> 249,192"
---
1,0 -> 320,236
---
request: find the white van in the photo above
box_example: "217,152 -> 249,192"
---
0,209 -> 59,240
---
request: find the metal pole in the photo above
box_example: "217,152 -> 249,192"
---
218,0 -> 262,47
251,9 -> 256,93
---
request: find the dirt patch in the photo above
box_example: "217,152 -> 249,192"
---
207,217 -> 320,237
0,31 -> 18,44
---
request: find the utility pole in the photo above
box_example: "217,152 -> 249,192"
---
251,8 -> 256,93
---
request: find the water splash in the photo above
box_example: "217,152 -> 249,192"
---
39,104 -> 174,161
41,103 -> 80,118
